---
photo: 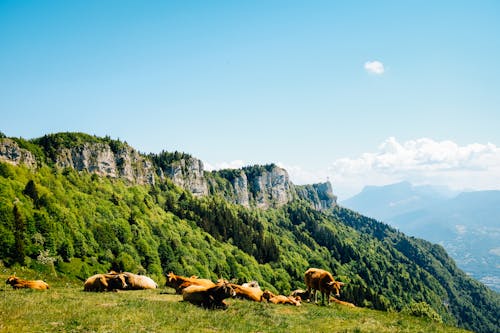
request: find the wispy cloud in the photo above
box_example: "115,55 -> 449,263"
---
204,160 -> 246,171
364,60 -> 385,75
327,137 -> 500,198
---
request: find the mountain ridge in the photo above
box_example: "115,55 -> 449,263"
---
0,132 -> 336,210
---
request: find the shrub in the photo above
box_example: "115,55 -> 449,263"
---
402,301 -> 443,323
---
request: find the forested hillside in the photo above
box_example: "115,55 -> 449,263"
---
0,132 -> 498,333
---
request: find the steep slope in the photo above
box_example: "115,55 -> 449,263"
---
390,191 -> 500,292
0,132 -> 498,333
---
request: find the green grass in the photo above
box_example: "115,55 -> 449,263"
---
1,278 -> 470,333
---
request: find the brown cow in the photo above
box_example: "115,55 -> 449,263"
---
229,283 -> 263,302
182,280 -> 236,309
166,272 -> 215,294
6,275 -> 50,290
329,296 -> 356,307
261,290 -> 301,306
83,273 -> 127,292
304,268 -> 345,305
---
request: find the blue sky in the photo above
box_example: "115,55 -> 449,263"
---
1,1 -> 499,198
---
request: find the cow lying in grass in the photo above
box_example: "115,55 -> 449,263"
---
330,296 -> 356,307
229,283 -> 263,302
122,272 -> 158,290
83,273 -> 127,292
6,275 -> 50,290
261,290 -> 301,306
182,280 -> 236,309
166,272 -> 215,294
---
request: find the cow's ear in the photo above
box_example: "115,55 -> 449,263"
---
338,282 -> 345,286
327,281 -> 334,286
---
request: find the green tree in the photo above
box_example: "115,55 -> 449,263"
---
13,204 -> 26,264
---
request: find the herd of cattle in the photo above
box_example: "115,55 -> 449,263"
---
5,268 -> 355,309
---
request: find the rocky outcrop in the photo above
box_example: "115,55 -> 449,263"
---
0,138 -> 37,168
54,142 -> 155,185
209,165 -> 337,210
296,182 -> 337,211
208,164 -> 294,208
244,165 -> 295,209
160,156 -> 208,196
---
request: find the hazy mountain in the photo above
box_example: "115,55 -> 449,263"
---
342,183 -> 500,292
341,181 -> 457,221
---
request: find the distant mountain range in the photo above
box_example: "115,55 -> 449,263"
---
341,182 -> 500,292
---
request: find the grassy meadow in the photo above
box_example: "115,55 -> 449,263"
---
1,276 -> 470,333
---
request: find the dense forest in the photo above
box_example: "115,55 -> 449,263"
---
0,132 -> 498,333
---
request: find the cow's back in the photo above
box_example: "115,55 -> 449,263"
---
305,268 -> 334,291
28,280 -> 50,290
84,274 -> 107,291
182,285 -> 209,304
124,273 -> 157,290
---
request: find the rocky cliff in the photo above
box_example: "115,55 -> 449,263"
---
0,138 -> 38,168
0,133 -> 336,210
208,164 -> 337,210
157,155 -> 209,196
295,182 -> 337,211
53,142 -> 156,185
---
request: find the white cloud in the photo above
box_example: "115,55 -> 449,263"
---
328,137 -> 500,199
204,159 -> 246,171
364,60 -> 385,75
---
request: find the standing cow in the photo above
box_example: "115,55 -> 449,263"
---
304,268 -> 345,305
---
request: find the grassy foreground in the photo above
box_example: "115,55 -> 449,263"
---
1,281 -> 470,333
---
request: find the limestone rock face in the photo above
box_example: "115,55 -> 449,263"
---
162,157 -> 208,196
210,164 -> 296,209
246,165 -> 295,209
0,139 -> 37,168
296,182 -> 337,211
54,143 -> 155,185
232,172 -> 250,207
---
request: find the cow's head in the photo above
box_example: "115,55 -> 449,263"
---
166,272 -> 178,287
166,272 -> 175,282
6,275 -> 18,285
260,290 -> 275,302
327,280 -> 345,297
109,273 -> 128,290
214,280 -> 236,300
